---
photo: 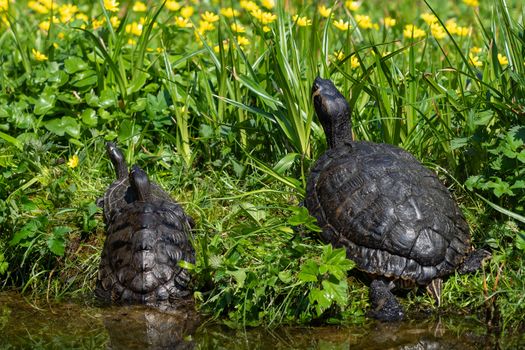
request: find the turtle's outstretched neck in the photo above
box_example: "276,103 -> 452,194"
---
312,77 -> 353,149
106,142 -> 128,179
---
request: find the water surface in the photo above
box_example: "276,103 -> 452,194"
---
1,292 -> 522,349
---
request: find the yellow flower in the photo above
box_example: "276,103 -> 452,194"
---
236,35 -> 250,47
498,53 -> 509,65
28,1 -> 50,14
333,50 -> 345,61
128,38 -> 136,45
355,14 -> 374,30
383,17 -> 396,28
132,1 -> 147,12
251,9 -> 276,24
458,26 -> 471,36
40,0 -> 53,9
67,154 -> 79,169
59,4 -> 78,22
104,0 -> 120,13
231,23 -> 246,33
180,6 -> 194,18
198,20 -> 215,33
420,12 -> 437,25
110,16 -> 120,28
463,0 -> 479,7
469,54 -> 483,67
240,1 -> 259,12
39,17 -> 60,31
345,1 -> 360,11
220,7 -> 239,18
201,11 -> 219,23
318,5 -> 332,18
92,18 -> 106,30
292,15 -> 312,27
403,24 -> 426,39
76,13 -> 89,23
350,56 -> 360,69
125,22 -> 143,36
470,46 -> 482,55
0,0 -> 9,11
39,20 -> 51,31
261,0 -> 274,10
32,49 -> 48,61
333,19 -> 351,31
165,1 -> 180,11
262,25 -> 271,32
430,23 -> 446,39
175,16 -> 192,28
445,19 -> 459,34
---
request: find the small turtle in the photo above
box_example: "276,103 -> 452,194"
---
98,142 -> 174,225
306,77 -> 490,321
96,161 -> 195,307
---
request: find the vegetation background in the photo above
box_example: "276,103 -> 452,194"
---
0,0 -> 524,331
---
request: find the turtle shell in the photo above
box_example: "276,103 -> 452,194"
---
305,141 -> 471,286
96,166 -> 194,306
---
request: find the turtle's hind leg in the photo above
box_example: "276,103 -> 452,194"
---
368,279 -> 404,321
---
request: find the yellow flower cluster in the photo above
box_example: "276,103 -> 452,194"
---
403,24 -> 426,39
20,0 -> 490,71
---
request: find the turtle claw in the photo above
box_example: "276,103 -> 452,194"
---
368,280 -> 404,322
458,249 -> 491,274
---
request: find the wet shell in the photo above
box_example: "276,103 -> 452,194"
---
306,141 -> 471,287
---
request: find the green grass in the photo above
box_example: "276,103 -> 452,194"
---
0,0 -> 524,331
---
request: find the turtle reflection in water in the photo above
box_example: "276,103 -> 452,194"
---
96,143 -> 195,308
306,77 -> 490,321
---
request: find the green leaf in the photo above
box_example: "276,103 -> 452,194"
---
298,260 -> 319,283
309,287 -> 331,316
71,70 -> 97,88
34,91 -> 56,115
81,108 -> 98,127
320,246 -> 354,279
9,220 -> 41,246
99,89 -> 117,108
0,131 -> 23,150
47,236 -> 65,256
287,206 -> 321,232
127,71 -> 149,94
321,276 -> 348,307
44,117 -> 80,138
516,232 -> 525,251
47,226 -> 71,256
64,57 -> 89,74
278,270 -> 292,283
0,253 -> 8,275
228,269 -> 247,289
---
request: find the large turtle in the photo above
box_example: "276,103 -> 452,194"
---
96,156 -> 195,307
306,77 -> 490,321
98,142 -> 174,225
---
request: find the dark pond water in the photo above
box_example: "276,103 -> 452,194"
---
0,292 -> 523,349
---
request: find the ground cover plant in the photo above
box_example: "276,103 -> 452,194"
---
0,0 -> 524,332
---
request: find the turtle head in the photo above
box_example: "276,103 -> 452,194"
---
312,77 -> 352,148
106,142 -> 128,180
129,165 -> 151,202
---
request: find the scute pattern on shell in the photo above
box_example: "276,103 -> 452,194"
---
306,141 -> 471,286
96,198 -> 195,305
102,176 -> 173,225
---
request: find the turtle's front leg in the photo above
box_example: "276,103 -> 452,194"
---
368,279 -> 404,321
